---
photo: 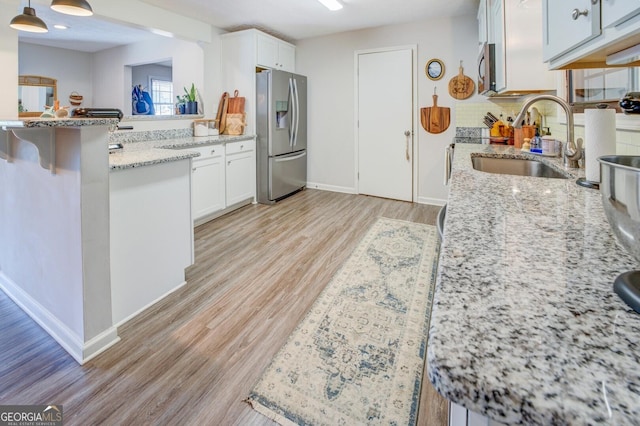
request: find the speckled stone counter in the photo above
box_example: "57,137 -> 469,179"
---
108,134 -> 255,170
427,143 -> 640,424
1,117 -> 119,128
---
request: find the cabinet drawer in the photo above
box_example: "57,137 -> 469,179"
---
189,144 -> 223,160
225,139 -> 255,155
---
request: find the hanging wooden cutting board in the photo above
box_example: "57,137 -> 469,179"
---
421,94 -> 450,134
448,64 -> 475,100
227,89 -> 245,114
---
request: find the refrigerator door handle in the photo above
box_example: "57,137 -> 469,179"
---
293,78 -> 300,147
288,78 -> 295,148
274,151 -> 307,162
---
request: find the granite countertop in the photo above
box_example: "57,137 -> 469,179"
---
1,117 -> 119,128
108,134 -> 255,171
427,143 -> 640,424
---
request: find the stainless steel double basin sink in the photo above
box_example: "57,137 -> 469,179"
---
471,156 -> 568,179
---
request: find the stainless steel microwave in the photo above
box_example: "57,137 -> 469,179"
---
478,43 -> 496,95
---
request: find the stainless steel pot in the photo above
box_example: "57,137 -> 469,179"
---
598,155 -> 640,262
598,155 -> 640,312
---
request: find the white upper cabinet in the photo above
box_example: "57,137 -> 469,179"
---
479,0 -> 555,95
602,0 -> 640,28
543,0 -> 640,69
478,0 -> 489,46
256,32 -> 296,72
542,0 -> 601,61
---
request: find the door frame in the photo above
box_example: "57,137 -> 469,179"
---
354,45 -> 418,202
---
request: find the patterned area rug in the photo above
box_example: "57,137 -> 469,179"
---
247,217 -> 439,425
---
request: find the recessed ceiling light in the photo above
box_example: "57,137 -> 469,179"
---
54,24 -> 69,30
317,0 -> 342,11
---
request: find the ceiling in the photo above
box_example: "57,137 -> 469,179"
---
17,0 -> 479,52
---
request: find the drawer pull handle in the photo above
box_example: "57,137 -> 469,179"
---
211,149 -> 215,154
571,8 -> 588,20
192,168 -> 196,172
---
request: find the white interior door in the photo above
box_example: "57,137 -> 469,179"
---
357,48 -> 413,202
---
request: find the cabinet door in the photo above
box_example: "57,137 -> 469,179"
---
192,155 -> 225,220
278,42 -> 296,71
489,0 -> 505,93
226,151 -> 256,206
542,0 -> 601,61
257,33 -> 278,68
478,0 -> 488,47
602,0 -> 640,28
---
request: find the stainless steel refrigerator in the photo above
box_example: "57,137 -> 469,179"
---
256,69 -> 307,204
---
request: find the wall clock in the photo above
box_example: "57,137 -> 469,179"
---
426,59 -> 445,81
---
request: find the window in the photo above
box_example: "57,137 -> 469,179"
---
150,78 -> 174,115
567,67 -> 640,112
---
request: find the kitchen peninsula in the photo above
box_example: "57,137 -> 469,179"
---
0,118 -> 121,364
428,144 -> 640,424
0,117 -> 256,364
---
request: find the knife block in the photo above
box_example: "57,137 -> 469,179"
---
514,125 -> 535,148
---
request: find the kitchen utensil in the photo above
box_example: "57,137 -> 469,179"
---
448,61 -> 475,100
420,88 -> 450,134
227,89 -> 245,114
598,155 -> 640,313
215,92 -> 229,132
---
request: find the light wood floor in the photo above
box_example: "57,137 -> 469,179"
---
0,189 -> 448,425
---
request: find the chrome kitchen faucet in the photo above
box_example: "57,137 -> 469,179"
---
514,94 -> 583,168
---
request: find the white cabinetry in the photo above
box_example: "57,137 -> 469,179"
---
543,0 -> 640,69
256,33 -> 296,71
478,0 -> 488,46
479,0 -> 554,95
488,0 -> 505,93
176,138 -> 256,226
448,402 -> 507,426
225,139 -> 256,206
542,0 -> 601,61
602,0 -> 640,28
221,29 -> 296,135
190,145 -> 225,221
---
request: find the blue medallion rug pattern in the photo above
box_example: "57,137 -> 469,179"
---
248,218 -> 439,425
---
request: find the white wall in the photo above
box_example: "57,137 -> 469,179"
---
19,43 -> 94,109
296,14 -> 480,205
93,37 -> 206,116
0,0 -> 19,120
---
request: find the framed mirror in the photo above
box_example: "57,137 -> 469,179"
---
426,59 -> 445,81
18,75 -> 57,117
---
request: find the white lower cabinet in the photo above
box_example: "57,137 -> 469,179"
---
449,402 -> 507,426
225,139 -> 256,206
177,138 -> 256,226
191,145 -> 225,220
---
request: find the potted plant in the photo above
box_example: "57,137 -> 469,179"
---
184,83 -> 198,115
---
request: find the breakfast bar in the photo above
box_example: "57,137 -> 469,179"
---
428,143 -> 640,424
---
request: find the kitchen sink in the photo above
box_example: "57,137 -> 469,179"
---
471,156 -> 568,179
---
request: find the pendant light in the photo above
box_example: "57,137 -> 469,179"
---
50,0 -> 94,17
9,1 -> 49,33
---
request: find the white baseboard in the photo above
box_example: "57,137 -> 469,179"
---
417,196 -> 446,206
0,272 -> 120,365
113,280 -> 188,328
306,182 -> 357,194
